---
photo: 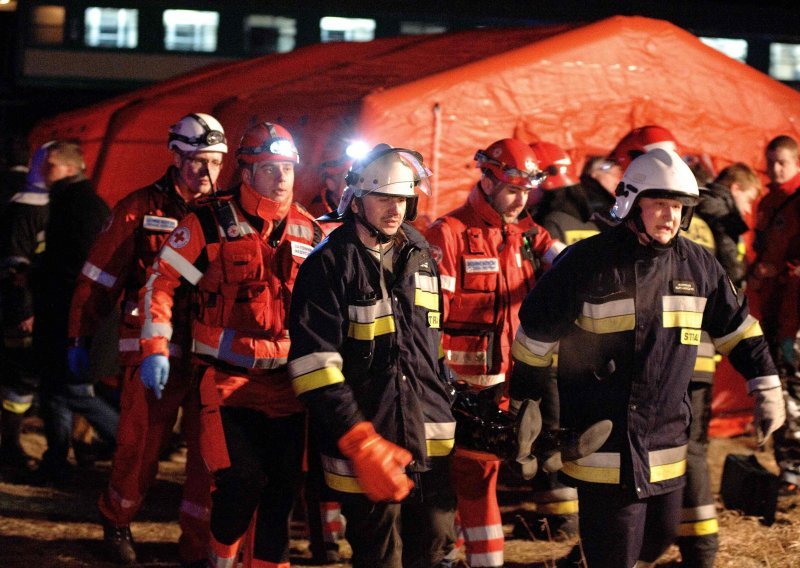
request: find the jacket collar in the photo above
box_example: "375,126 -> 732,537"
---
238,180 -> 291,222
768,171 -> 800,196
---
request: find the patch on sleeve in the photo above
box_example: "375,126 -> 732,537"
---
670,280 -> 696,295
143,215 -> 179,232
680,328 -> 701,345
427,312 -> 441,328
430,245 -> 443,264
168,226 -> 191,249
291,241 -> 313,260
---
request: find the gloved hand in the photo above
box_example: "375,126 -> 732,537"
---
140,354 -> 170,400
780,338 -> 796,366
67,345 -> 90,379
753,386 -> 786,446
338,421 -> 414,502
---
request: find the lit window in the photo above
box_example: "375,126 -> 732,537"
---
85,8 -> 138,48
699,37 -> 748,64
320,16 -> 375,43
163,10 -> 219,52
245,15 -> 296,54
400,22 -> 447,35
770,43 -> 800,81
31,5 -> 65,45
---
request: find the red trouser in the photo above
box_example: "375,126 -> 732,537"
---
451,452 -> 504,568
98,364 -> 210,563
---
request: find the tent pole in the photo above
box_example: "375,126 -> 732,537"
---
430,102 -> 441,220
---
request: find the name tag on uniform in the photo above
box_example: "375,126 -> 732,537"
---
428,312 -> 441,328
681,328 -> 701,345
143,215 -> 179,232
464,258 -> 499,273
671,280 -> 696,295
291,241 -> 313,259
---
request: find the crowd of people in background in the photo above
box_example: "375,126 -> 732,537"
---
0,115 -> 797,568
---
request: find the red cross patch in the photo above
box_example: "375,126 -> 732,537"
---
169,226 -> 190,249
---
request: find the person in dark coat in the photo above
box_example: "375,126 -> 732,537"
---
32,140 -> 118,485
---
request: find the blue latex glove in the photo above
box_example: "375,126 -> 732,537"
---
67,345 -> 90,379
780,338 -> 796,366
140,354 -> 170,400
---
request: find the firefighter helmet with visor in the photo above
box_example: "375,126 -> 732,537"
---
612,148 -> 699,230
335,144 -> 432,222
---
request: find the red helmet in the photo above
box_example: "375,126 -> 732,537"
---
609,125 -> 678,171
475,138 -> 543,188
529,141 -> 578,190
236,122 -> 299,165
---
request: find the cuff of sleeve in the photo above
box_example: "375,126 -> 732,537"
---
747,375 -> 782,394
140,337 -> 170,358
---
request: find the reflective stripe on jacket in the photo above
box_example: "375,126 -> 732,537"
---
69,168 -> 193,366
509,223 -> 778,498
287,221 -> 456,490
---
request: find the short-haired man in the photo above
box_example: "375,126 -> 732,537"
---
749,135 -> 800,495
68,113 -> 227,564
288,145 -> 457,567
140,122 -> 322,567
509,149 -> 784,567
33,140 -> 119,486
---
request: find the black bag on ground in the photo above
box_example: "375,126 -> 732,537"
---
720,453 -> 779,526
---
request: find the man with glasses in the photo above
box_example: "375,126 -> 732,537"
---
140,121 -> 322,567
67,113 -> 227,565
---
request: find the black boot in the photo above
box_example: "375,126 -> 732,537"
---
0,410 -> 37,472
101,517 -> 137,565
536,420 -> 614,473
453,383 -> 542,479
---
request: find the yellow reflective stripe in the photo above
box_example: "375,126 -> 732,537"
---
292,367 -> 345,395
564,230 -> 599,245
562,461 -> 620,484
426,438 -> 455,457
693,356 -> 716,373
714,317 -> 763,355
576,313 -> 636,334
537,500 -> 579,515
663,311 -> 704,328
348,315 -> 396,340
415,289 -> 439,311
677,518 -> 719,537
512,340 -> 553,367
650,459 -> 687,482
2,400 -> 32,414
438,342 -> 445,359
324,471 -> 363,494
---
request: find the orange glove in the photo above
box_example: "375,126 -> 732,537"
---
338,422 -> 414,502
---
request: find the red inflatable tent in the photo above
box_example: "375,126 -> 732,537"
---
29,15 -> 800,435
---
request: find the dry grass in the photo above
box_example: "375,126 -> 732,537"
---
0,430 -> 797,567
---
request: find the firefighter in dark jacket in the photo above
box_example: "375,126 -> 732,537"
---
288,145 -> 457,568
0,142 -> 51,472
34,140 -> 118,484
508,148 -> 785,567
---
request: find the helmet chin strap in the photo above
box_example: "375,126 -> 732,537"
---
353,197 -> 397,244
629,215 -> 674,251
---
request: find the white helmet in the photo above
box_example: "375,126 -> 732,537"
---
168,113 -> 228,154
612,148 -> 699,228
333,144 -> 432,221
